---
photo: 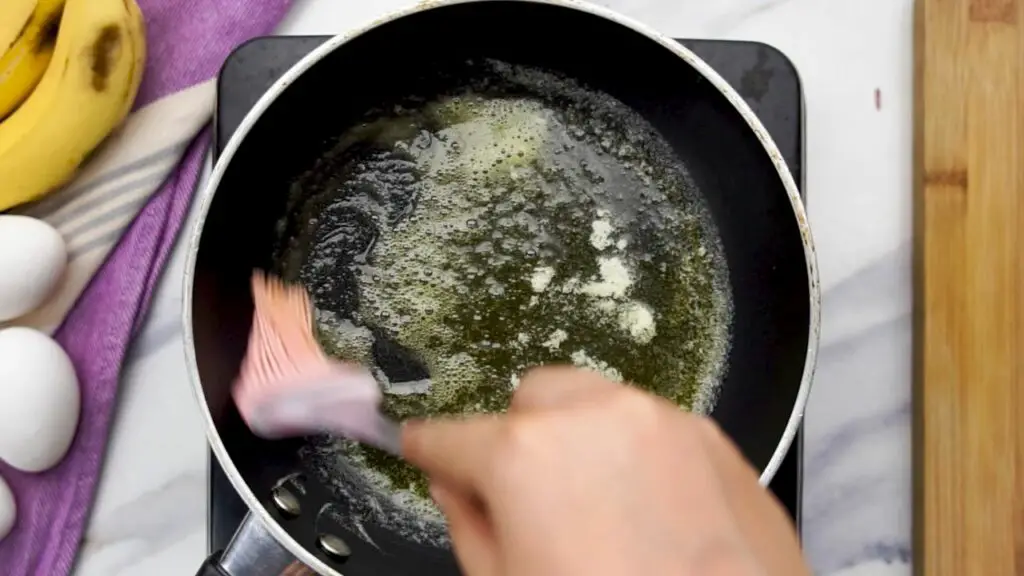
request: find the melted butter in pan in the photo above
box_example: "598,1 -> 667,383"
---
276,60 -> 732,543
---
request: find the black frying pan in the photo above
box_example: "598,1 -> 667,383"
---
184,2 -> 820,575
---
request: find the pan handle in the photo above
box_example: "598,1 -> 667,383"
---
195,511 -> 298,576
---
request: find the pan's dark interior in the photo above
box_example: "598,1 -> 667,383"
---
190,3 -> 810,574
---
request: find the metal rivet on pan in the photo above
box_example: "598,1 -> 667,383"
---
271,485 -> 301,518
317,533 -> 352,560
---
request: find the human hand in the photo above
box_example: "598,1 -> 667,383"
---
402,366 -> 809,576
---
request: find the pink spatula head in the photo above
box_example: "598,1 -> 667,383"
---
232,271 -> 403,455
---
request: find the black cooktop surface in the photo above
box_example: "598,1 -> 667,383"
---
209,34 -> 805,557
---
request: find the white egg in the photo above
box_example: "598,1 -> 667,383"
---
0,215 -> 67,322
0,474 -> 15,542
0,327 -> 80,472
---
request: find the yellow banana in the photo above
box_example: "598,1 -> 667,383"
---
0,0 -> 38,56
0,0 -> 73,161
0,0 -> 146,211
0,0 -> 66,120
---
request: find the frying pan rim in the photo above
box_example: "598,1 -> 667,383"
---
182,0 -> 821,572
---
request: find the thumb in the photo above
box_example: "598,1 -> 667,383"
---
401,415 -> 504,492
431,482 -> 499,576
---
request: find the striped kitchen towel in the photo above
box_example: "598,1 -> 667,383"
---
8,79 -> 215,333
0,0 -> 293,574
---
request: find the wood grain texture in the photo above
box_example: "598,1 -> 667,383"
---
914,0 -> 1024,574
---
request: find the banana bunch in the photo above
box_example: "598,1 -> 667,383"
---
0,0 -> 146,212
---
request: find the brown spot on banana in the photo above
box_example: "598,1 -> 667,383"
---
34,9 -> 63,54
90,25 -> 122,92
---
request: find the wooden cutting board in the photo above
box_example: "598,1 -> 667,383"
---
914,0 -> 1024,574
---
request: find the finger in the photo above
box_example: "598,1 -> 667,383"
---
693,418 -> 810,576
510,365 -> 620,412
431,482 -> 499,576
401,416 -> 504,491
277,562 -> 313,576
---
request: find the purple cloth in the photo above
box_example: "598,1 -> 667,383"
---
0,1 -> 292,574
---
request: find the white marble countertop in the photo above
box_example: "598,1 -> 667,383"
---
73,0 -> 914,574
